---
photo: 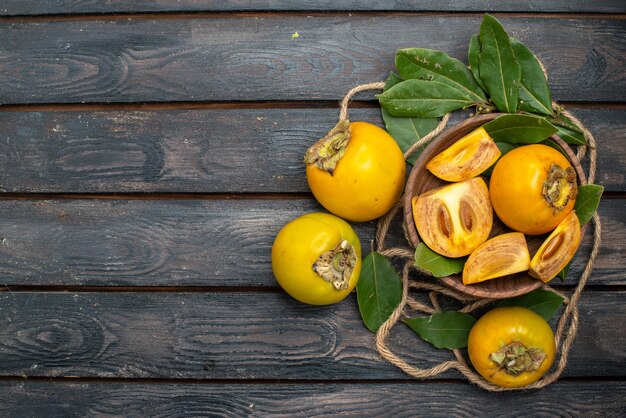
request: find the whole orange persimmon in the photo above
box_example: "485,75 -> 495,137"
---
490,144 -> 577,235
305,121 -> 405,222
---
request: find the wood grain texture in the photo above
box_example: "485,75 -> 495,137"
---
3,1 -> 626,15
0,107 -> 622,193
0,291 -> 624,379
1,17 -> 624,104
1,381 -> 625,417
0,198 -> 621,287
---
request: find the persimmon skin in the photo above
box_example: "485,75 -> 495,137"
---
272,212 -> 362,305
490,144 -> 577,235
468,307 -> 556,388
306,122 -> 406,222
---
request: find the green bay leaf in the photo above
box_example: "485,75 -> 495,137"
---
468,34 -> 487,92
550,113 -> 586,145
497,289 -> 564,321
542,138 -> 566,155
557,261 -> 572,282
511,38 -> 554,116
555,125 -> 586,145
356,252 -> 403,333
555,113 -> 584,133
384,71 -> 404,90
377,79 -> 475,118
414,243 -> 466,277
382,109 -> 439,164
396,48 -> 487,103
574,184 -> 604,225
482,114 -> 557,144
403,311 -> 476,349
381,72 -> 439,164
478,14 -> 521,113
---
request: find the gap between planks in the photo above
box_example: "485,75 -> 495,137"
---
0,192 -> 315,201
1,11 -> 625,23
1,101 -> 626,113
1,284 -> 624,294
0,192 -> 623,201
0,375 -> 623,384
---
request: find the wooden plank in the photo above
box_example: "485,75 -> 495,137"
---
2,1 -> 625,15
0,380 -> 624,416
0,291 -> 623,379
1,17 -> 624,104
0,198 -> 621,287
0,107 -> 622,193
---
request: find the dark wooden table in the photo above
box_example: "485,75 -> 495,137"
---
0,2 -> 624,416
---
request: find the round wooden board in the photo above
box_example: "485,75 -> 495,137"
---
403,113 -> 587,299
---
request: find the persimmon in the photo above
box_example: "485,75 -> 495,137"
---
468,307 -> 556,388
272,212 -> 362,305
305,121 -> 405,222
490,144 -> 577,235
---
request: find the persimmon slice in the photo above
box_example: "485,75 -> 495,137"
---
463,232 -> 531,285
530,211 -> 581,282
412,177 -> 492,258
426,127 -> 501,182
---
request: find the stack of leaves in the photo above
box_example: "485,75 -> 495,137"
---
378,13 -> 587,165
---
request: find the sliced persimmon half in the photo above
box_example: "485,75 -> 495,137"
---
412,177 -> 493,258
530,211 -> 581,282
463,232 -> 531,285
426,127 -> 501,182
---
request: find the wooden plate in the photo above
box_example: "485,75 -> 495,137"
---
403,114 -> 586,299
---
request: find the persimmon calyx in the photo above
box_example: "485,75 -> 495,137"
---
490,342 -> 547,376
312,239 -> 357,290
304,120 -> 351,175
543,164 -> 577,213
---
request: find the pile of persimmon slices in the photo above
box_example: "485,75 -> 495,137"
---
411,126 -> 581,285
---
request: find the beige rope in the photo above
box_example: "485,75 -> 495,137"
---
429,292 -> 441,312
375,261 -> 461,378
406,297 -> 437,314
335,79 -> 602,390
404,113 -> 450,160
338,82 -> 386,122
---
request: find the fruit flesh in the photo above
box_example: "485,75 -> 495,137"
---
530,210 -> 581,282
426,127 -> 501,182
412,177 -> 492,258
463,232 -> 530,285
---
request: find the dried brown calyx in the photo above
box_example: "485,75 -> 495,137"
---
543,164 -> 578,213
490,342 -> 547,376
312,239 -> 357,290
303,120 -> 351,175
